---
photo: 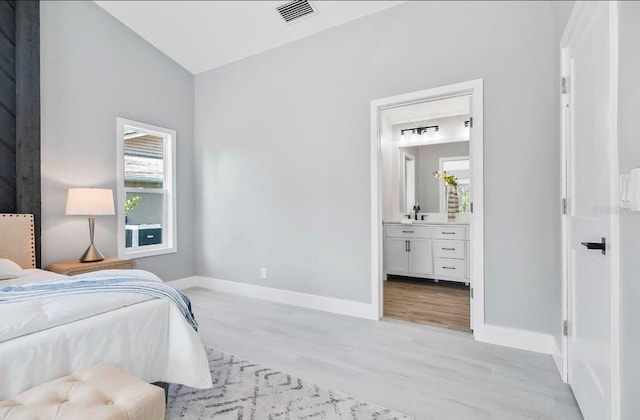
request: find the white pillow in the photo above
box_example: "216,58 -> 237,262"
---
0,258 -> 24,280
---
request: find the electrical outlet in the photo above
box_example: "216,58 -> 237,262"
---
260,267 -> 268,280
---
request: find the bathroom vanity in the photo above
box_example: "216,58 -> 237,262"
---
383,220 -> 469,283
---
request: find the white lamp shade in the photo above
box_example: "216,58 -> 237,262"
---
65,188 -> 115,216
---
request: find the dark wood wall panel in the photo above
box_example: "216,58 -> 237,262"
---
0,68 -> 16,111
0,1 -> 15,44
0,102 -> 14,149
0,33 -> 15,79
15,0 -> 40,266
0,0 -> 16,214
0,179 -> 14,212
0,0 -> 40,265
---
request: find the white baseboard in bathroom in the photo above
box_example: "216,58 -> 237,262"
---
170,276 -> 379,320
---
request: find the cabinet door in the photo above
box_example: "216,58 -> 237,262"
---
384,238 -> 408,273
408,239 -> 433,275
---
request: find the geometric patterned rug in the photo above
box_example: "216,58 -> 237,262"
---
167,348 -> 413,419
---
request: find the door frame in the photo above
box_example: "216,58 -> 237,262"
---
560,1 -> 620,417
370,79 -> 484,334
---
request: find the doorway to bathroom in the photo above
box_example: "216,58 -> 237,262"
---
370,80 -> 484,335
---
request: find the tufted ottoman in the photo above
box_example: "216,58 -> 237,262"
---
0,363 -> 165,420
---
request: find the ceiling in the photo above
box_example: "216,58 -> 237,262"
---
382,96 -> 471,125
94,1 -> 405,74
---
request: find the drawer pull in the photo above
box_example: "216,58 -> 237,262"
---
402,230 -> 414,233
442,232 -> 456,235
442,266 -> 456,270
146,235 -> 154,239
442,247 -> 456,251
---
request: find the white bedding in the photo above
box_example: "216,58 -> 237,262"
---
0,269 -> 213,399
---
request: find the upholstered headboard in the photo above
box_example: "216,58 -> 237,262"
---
0,214 -> 36,269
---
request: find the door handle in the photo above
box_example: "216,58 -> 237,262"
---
580,237 -> 606,255
405,240 -> 408,252
407,241 -> 411,252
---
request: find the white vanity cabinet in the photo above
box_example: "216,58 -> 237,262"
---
384,222 -> 470,283
383,226 -> 433,276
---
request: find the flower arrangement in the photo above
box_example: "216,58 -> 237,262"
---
433,170 -> 458,187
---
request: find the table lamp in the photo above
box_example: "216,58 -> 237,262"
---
65,188 -> 115,262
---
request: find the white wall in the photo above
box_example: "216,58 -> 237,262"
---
40,1 -> 195,280
617,1 -> 640,417
195,1 -> 560,333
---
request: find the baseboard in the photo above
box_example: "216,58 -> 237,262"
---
171,277 -> 557,356
475,324 -> 555,355
167,276 -> 200,290
171,276 -> 379,320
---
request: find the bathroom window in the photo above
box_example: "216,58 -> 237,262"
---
440,156 -> 471,213
116,119 -> 177,258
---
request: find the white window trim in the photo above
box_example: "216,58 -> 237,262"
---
116,118 -> 177,259
438,155 -> 470,213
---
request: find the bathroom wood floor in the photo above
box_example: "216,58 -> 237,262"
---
185,287 -> 580,419
383,276 -> 471,332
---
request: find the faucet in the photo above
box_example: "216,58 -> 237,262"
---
412,203 -> 421,220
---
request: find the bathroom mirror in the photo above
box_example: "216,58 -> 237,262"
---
397,134 -> 471,215
380,96 -> 473,220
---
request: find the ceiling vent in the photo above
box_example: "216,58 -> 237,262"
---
276,0 -> 317,24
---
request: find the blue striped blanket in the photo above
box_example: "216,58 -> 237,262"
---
0,271 -> 198,331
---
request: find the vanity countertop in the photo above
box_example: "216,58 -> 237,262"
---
383,219 -> 469,226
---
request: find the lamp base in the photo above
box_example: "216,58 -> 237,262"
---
79,243 -> 105,263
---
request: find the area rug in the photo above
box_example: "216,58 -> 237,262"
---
167,347 -> 412,419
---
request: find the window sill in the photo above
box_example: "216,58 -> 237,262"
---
121,245 -> 177,259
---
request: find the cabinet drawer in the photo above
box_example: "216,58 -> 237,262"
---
385,225 -> 432,239
434,226 -> 465,239
139,228 -> 162,246
433,240 -> 465,259
434,258 -> 466,279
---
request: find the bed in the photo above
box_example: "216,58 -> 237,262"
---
0,214 -> 212,400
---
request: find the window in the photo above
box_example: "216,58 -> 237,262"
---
440,156 -> 471,213
117,119 -> 177,258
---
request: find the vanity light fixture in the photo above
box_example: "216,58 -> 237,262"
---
400,125 -> 440,139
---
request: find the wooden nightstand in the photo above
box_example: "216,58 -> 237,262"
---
47,258 -> 136,276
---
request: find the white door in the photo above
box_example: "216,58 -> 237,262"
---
564,2 -> 617,419
384,238 -> 408,273
407,239 -> 433,275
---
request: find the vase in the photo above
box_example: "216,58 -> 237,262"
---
447,185 -> 459,220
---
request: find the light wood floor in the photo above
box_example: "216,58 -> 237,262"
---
384,277 -> 471,332
184,287 -> 581,420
